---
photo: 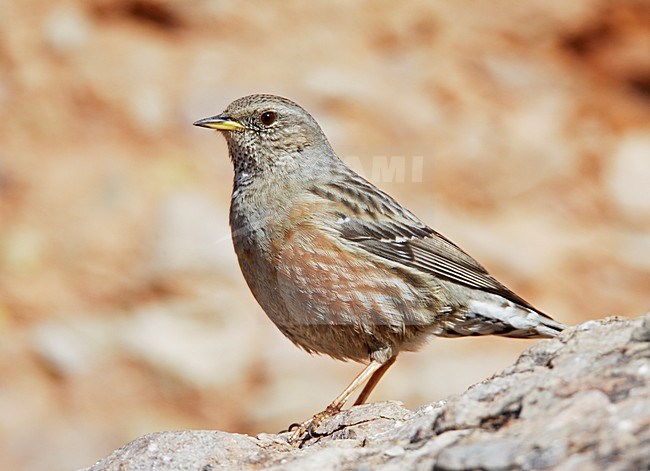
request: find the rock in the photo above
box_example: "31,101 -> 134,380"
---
43,5 -> 91,55
120,301 -> 256,389
128,87 -> 169,134
148,191 -> 237,278
607,132 -> 650,217
31,320 -> 101,377
83,313 -> 650,470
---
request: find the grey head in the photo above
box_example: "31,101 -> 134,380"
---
194,94 -> 337,183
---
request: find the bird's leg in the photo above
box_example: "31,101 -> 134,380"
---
353,356 -> 396,406
289,359 -> 385,444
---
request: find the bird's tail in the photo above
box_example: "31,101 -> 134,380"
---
436,296 -> 567,339
469,297 -> 567,339
498,309 -> 567,339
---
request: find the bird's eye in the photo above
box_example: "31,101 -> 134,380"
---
260,110 -> 277,126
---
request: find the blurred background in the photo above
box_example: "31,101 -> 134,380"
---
1,1 -> 649,469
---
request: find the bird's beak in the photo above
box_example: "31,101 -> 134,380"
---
193,113 -> 245,131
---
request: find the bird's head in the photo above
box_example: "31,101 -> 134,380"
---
194,94 -> 335,181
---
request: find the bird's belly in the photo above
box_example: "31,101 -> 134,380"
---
250,243 -> 441,361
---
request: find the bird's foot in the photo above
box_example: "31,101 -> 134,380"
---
287,405 -> 342,447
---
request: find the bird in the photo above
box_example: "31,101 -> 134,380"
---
193,94 -> 566,443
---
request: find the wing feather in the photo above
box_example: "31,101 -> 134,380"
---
310,175 -> 536,311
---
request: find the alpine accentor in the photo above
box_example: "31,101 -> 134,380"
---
194,94 -> 566,441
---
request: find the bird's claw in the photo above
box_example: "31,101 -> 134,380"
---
276,422 -> 301,434
288,407 -> 339,446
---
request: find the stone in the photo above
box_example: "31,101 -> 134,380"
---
607,132 -> 650,217
83,313 -> 650,471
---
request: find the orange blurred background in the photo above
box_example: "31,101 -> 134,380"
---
1,1 -> 649,469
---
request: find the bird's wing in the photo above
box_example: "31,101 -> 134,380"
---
309,175 -> 536,311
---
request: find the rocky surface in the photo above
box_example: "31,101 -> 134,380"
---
84,314 -> 650,471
